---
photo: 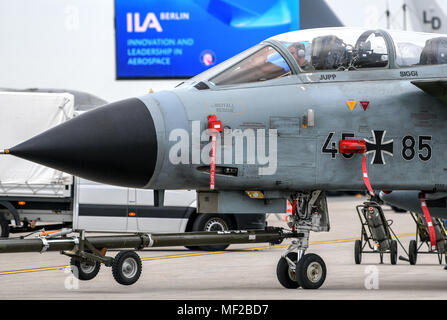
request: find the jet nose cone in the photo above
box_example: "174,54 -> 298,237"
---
9,97 -> 157,188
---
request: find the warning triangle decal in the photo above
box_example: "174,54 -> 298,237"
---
346,100 -> 357,111
360,101 -> 369,111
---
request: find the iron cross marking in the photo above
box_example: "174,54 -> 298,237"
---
365,130 -> 393,165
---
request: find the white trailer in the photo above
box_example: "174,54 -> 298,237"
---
0,91 -> 265,250
0,91 -> 74,232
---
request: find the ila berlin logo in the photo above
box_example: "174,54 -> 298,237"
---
126,12 -> 190,33
127,13 -> 163,32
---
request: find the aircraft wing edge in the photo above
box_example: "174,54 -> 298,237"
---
411,79 -> 447,104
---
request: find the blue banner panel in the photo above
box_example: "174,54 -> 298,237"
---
115,0 -> 300,78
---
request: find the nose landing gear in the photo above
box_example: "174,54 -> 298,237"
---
276,191 -> 330,290
276,252 -> 299,289
296,253 -> 327,289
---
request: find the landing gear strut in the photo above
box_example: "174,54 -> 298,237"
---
276,191 -> 330,289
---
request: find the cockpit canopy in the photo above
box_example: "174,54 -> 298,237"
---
209,46 -> 291,86
389,30 -> 447,67
271,28 -> 389,72
190,27 -> 447,87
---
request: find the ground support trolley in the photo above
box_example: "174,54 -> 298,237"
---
406,211 -> 447,265
355,201 -> 408,265
0,227 -> 300,286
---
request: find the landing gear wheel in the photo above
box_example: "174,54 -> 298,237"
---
190,214 -> 232,251
296,253 -> 326,289
112,251 -> 142,285
390,240 -> 398,265
70,257 -> 101,281
276,252 -> 300,289
409,240 -> 417,265
354,240 -> 362,264
0,216 -> 9,238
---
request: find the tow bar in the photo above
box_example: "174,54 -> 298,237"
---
0,227 -> 297,285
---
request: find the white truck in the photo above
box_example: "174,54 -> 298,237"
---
0,91 -> 265,250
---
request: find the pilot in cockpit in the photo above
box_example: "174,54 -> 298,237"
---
288,42 -> 314,72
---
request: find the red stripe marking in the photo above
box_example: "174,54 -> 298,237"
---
420,197 -> 437,251
209,134 -> 217,190
291,200 -> 297,232
362,154 -> 374,196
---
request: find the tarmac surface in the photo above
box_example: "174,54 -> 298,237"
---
0,196 -> 446,300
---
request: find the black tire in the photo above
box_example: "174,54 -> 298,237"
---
112,251 -> 142,285
409,240 -> 417,265
185,246 -> 199,250
296,253 -> 327,289
354,240 -> 362,264
276,252 -> 300,289
390,240 -> 398,265
70,257 -> 101,281
191,214 -> 232,251
0,216 -> 9,238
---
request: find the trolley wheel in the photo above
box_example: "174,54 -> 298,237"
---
70,257 -> 101,281
438,253 -> 444,265
409,240 -> 417,265
276,252 -> 300,289
354,240 -> 362,264
112,251 -> 142,285
390,240 -> 398,265
0,216 -> 9,238
296,253 -> 326,289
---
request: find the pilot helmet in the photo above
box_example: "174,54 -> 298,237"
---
290,42 -> 306,59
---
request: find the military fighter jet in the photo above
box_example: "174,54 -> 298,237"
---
3,27 -> 447,289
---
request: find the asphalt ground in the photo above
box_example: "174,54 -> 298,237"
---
0,196 -> 446,300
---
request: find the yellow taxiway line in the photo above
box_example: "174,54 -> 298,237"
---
0,233 -> 415,276
0,265 -> 68,275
